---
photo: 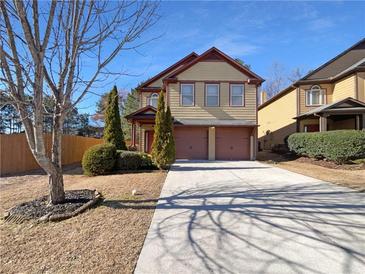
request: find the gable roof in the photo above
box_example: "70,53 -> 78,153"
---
300,38 -> 365,82
165,47 -> 264,84
124,105 -> 157,120
295,97 -> 365,119
138,52 -> 198,89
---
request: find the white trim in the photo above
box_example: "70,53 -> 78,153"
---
205,83 -> 220,107
306,85 -> 325,106
148,93 -> 159,108
180,83 -> 195,106
230,84 -> 245,106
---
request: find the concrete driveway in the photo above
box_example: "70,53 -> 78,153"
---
134,161 -> 365,274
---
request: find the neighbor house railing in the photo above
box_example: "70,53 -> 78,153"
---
0,133 -> 103,176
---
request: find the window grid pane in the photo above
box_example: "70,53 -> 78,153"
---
231,96 -> 243,106
207,96 -> 219,106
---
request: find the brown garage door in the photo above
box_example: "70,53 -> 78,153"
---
174,127 -> 208,159
216,127 -> 251,160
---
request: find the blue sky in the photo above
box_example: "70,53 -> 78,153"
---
79,0 -> 365,114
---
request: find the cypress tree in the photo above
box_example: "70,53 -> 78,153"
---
163,106 -> 176,166
103,86 -> 127,150
151,92 -> 166,168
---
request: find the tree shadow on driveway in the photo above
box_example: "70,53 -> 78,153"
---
129,182 -> 365,274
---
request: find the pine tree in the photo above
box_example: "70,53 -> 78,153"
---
103,86 -> 127,150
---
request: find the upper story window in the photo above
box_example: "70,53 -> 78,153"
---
205,84 -> 219,106
306,85 -> 325,106
230,84 -> 245,106
181,83 -> 194,106
148,93 -> 159,108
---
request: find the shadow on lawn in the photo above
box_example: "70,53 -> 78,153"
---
124,183 -> 365,273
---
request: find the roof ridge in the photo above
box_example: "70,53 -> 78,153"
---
165,47 -> 264,82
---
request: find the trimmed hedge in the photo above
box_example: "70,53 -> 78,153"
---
116,150 -> 156,170
287,130 -> 365,164
82,143 -> 116,176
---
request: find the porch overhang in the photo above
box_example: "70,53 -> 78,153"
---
294,97 -> 365,119
125,106 -> 157,124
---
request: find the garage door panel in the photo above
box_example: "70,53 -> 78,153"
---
174,127 -> 208,159
216,127 -> 250,160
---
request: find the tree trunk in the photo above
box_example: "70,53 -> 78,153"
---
49,109 -> 66,204
48,167 -> 65,204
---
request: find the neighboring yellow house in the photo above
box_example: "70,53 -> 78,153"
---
126,47 -> 264,160
258,38 -> 365,150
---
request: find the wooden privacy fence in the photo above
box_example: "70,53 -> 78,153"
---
0,133 -> 103,176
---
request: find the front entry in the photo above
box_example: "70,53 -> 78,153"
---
145,130 -> 154,153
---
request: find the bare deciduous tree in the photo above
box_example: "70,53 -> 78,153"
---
0,0 -> 159,204
263,62 -> 304,98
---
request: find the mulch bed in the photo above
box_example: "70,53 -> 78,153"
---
4,189 -> 102,223
295,156 -> 365,170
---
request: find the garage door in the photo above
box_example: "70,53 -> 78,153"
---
216,127 -> 251,160
174,127 -> 208,159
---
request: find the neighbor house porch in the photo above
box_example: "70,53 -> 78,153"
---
295,97 -> 365,132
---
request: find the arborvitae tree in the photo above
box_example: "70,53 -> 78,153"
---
151,92 -> 166,169
103,86 -> 127,150
151,93 -> 176,169
163,106 -> 176,166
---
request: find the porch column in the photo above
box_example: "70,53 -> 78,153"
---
208,127 -> 215,160
319,116 -> 328,132
362,114 -> 365,130
131,123 -> 136,147
355,115 -> 360,130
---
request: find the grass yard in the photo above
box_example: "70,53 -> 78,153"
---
258,151 -> 365,191
0,167 -> 167,274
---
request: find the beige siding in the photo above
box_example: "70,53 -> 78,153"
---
332,75 -> 356,102
177,61 -> 249,81
168,82 -> 257,121
148,65 -> 185,87
258,89 -> 297,148
357,72 -> 365,102
141,92 -> 153,108
298,84 -> 333,115
141,91 -> 166,107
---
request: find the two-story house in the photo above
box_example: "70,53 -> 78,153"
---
258,38 -> 365,150
126,47 -> 264,160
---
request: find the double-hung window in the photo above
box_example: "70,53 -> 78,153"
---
181,83 -> 194,106
230,84 -> 244,106
306,85 -> 325,106
205,84 -> 219,106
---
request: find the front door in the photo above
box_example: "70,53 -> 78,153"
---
145,130 -> 154,153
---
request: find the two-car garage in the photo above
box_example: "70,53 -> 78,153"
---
174,126 -> 253,160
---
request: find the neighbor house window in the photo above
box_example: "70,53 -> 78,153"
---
205,83 -> 219,106
181,83 -> 194,106
230,84 -> 244,106
148,93 -> 159,108
306,85 -> 325,106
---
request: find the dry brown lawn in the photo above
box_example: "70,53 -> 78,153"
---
258,151 -> 365,191
0,167 -> 167,274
